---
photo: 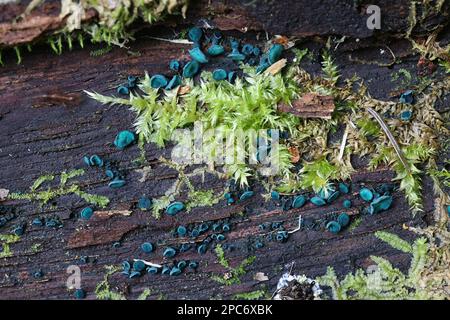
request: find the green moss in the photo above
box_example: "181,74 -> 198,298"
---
212,244 -> 256,286
137,288 -> 152,300
8,169 -> 109,208
316,232 -> 435,299
233,289 -> 266,300
0,234 -> 20,258
95,265 -> 126,300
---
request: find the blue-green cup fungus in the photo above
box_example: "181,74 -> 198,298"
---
212,68 -> 228,81
359,188 -> 374,202
177,260 -> 187,269
239,190 -> 254,201
310,196 -> 326,206
255,241 -> 264,249
133,260 -> 146,272
127,75 -> 137,87
242,44 -> 254,56
188,261 -> 198,269
163,247 -> 177,258
447,205 -> 450,217
182,60 -> 200,78
368,195 -> 393,214
74,289 -> 86,299
197,244 -> 207,255
105,169 -> 115,179
199,223 -> 209,233
138,196 -> 152,210
208,44 -> 225,56
150,74 -> 168,89
170,267 -> 182,276
252,47 -> 261,56
188,27 -> 203,45
326,221 -> 341,234
276,231 -> 289,242
165,201 -> 185,216
337,213 -> 350,227
32,217 -> 44,226
161,265 -> 171,275
122,260 -> 131,274
12,224 -> 25,236
227,39 -> 246,61
399,90 -> 414,104
212,223 -> 221,232
216,234 -> 226,241
108,178 -> 126,189
326,191 -> 340,203
190,228 -> 200,238
89,155 -> 103,167
338,183 -> 349,194
189,47 -> 209,64
169,59 -> 181,71
147,266 -> 159,274
180,243 -> 191,252
141,242 -> 154,253
227,71 -> 237,83
114,130 -> 135,150
292,195 -> 306,209
271,191 -> 281,201
83,156 -> 91,166
343,199 -> 352,208
165,75 -> 182,90
33,269 -> 44,278
117,85 -> 129,95
80,207 -> 94,220
400,110 -> 413,121
177,225 -> 187,236
268,44 -> 284,64
222,223 -> 230,232
129,271 -> 141,278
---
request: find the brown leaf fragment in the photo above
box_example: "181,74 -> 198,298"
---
278,93 -> 335,119
288,146 -> 300,163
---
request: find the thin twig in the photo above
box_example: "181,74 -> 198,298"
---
367,107 -> 410,172
338,126 -> 349,162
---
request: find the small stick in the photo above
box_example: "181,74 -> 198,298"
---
133,259 -> 162,268
367,107 -> 410,172
338,125 -> 349,162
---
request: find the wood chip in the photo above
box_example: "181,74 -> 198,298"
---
254,272 -> 269,281
177,85 -> 191,95
0,188 -> 9,201
278,93 -> 335,119
95,210 -> 132,218
264,58 -> 287,75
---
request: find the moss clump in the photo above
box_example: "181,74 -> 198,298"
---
0,234 -> 20,259
211,244 -> 256,286
95,265 -> 126,300
316,231 -> 449,299
8,169 -> 109,208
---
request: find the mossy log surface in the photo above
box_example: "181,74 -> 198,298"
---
0,1 -> 448,300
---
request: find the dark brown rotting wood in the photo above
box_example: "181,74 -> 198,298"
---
278,93 -> 335,119
0,18 -> 442,300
